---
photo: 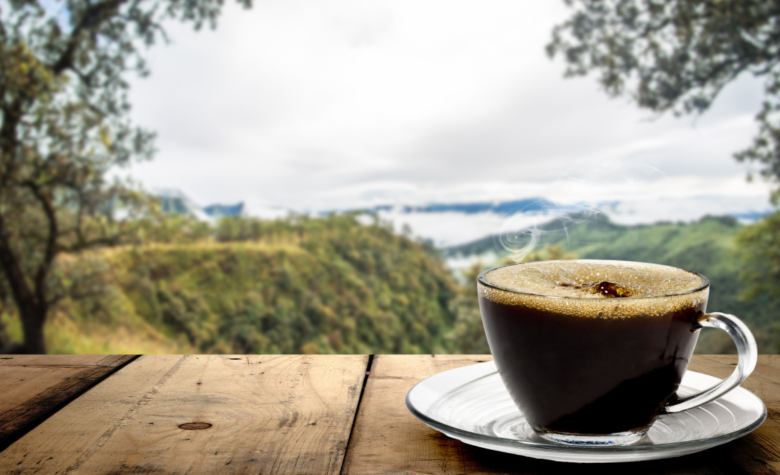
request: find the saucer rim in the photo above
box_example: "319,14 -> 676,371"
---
405,362 -> 767,455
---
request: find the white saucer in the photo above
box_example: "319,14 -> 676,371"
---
406,362 -> 766,463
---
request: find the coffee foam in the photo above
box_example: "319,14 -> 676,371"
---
479,260 -> 709,319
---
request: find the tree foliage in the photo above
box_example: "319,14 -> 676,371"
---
0,0 -> 249,353
548,0 -> 780,200
0,214 -> 462,355
735,212 -> 780,303
734,211 -> 780,352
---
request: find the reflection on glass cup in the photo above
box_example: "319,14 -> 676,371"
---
477,259 -> 757,446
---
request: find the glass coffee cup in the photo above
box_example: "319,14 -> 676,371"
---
477,259 -> 757,446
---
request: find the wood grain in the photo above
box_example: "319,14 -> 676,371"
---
691,355 -> 780,475
341,355 -> 765,475
0,354 -> 368,475
0,355 -> 132,367
1,354 -> 776,474
0,355 -> 135,451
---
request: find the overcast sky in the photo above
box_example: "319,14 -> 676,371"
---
126,0 -> 772,212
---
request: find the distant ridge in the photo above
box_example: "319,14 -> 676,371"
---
441,210 -> 619,257
732,211 -> 771,221
153,189 -> 244,219
203,203 -> 244,218
365,198 -> 558,215
440,212 -> 750,258
149,190 -> 773,243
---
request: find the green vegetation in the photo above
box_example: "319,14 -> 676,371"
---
3,0 -> 778,356
445,213 -> 778,354
549,1 -> 780,201
1,211 -> 777,355
736,212 -> 780,303
545,0 -> 780,350
0,0 -> 250,353
1,214 -> 460,354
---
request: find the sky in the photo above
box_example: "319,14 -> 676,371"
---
126,0 -> 773,216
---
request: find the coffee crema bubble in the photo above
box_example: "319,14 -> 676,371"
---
479,260 -> 708,319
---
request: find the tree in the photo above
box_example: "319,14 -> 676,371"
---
0,0 -> 249,353
735,212 -> 780,303
547,0 -> 780,201
734,213 -> 780,351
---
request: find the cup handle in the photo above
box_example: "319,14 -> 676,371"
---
663,312 -> 758,414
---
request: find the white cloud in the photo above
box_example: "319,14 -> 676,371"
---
125,0 -> 770,213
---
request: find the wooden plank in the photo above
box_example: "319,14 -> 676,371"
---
0,355 -> 135,451
341,355 -> 770,475
0,355 -> 130,367
0,354 -> 368,475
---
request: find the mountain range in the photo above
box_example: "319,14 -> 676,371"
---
152,189 -> 774,248
362,198 -> 579,215
155,189 -> 244,220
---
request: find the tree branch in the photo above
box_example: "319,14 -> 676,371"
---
0,211 -> 38,314
0,98 -> 23,187
51,0 -> 129,75
25,182 -> 58,305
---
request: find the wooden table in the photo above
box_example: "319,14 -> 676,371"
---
0,354 -> 778,474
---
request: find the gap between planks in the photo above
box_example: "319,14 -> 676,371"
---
340,354 -> 375,475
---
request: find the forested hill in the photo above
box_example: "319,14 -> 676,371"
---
1,212 -> 774,355
444,213 -> 739,263
1,215 -> 460,354
445,214 -> 776,353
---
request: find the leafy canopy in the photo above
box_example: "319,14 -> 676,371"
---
0,0 -> 249,352
548,0 -> 780,200
735,212 -> 780,302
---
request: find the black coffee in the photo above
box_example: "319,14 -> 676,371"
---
478,261 -> 708,435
